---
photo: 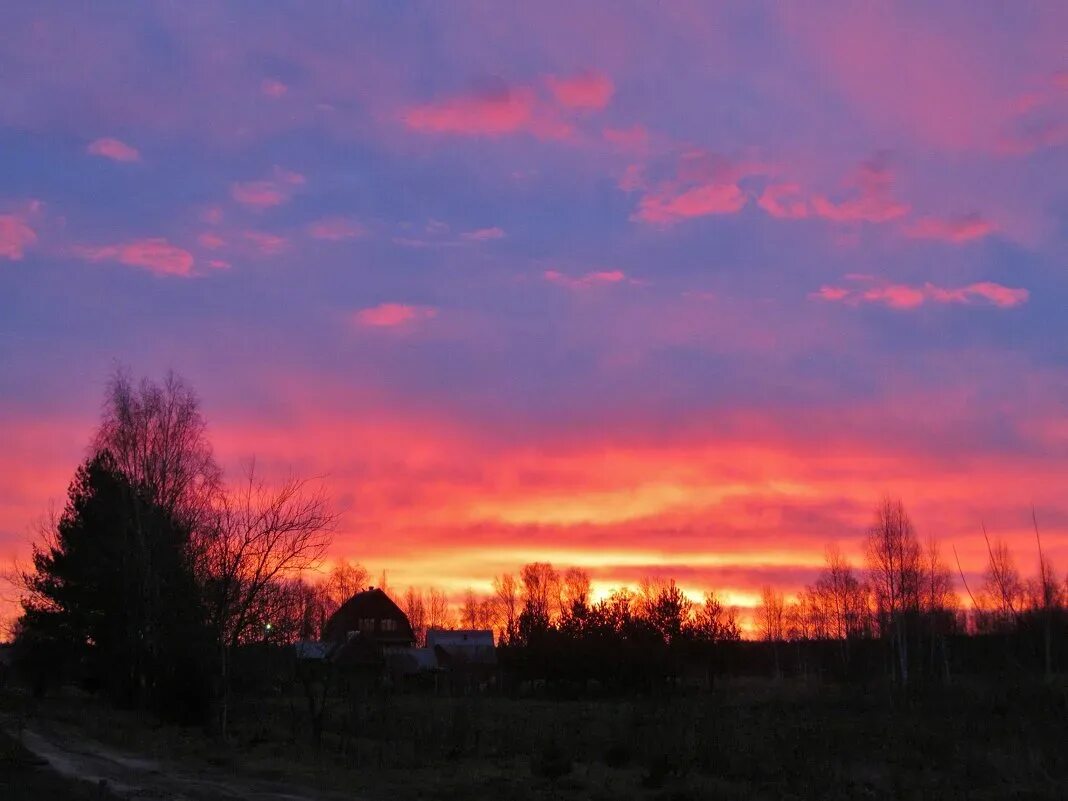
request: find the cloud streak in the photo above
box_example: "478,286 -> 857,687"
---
74,238 -> 195,277
87,137 -> 141,162
353,303 -> 438,328
812,276 -> 1028,309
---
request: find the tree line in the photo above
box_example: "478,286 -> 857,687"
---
10,371 -> 1068,719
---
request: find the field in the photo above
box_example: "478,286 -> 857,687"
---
4,677 -> 1068,801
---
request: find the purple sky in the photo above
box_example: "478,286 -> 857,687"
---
2,2 -> 1067,619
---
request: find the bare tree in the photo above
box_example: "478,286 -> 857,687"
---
561,567 -> 592,614
96,369 -> 222,536
492,573 -> 520,644
757,585 -> 785,642
978,529 -> 1023,632
520,562 -> 559,630
401,586 -> 428,645
865,498 -> 922,684
92,370 -> 222,707
458,588 -> 494,629
323,559 -> 369,612
757,585 -> 785,677
202,462 -> 335,735
425,587 -> 452,630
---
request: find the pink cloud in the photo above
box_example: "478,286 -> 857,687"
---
308,217 -> 365,241
0,215 -> 37,260
86,137 -> 141,163
957,282 -> 1032,307
243,230 -> 287,255
231,181 -> 287,208
758,183 -> 809,219
633,182 -> 747,225
402,81 -> 574,140
811,158 -> 910,223
403,85 -> 538,136
261,78 -> 288,98
812,276 -> 1028,310
197,232 -> 225,249
905,214 -> 996,244
75,238 -> 194,277
547,72 -> 614,110
231,167 -> 305,209
544,269 -> 630,289
354,303 -> 438,328
461,227 -> 505,241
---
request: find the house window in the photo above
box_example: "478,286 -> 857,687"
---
359,618 -> 375,632
380,619 -> 397,632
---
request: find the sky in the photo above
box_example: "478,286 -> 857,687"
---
2,2 -> 1068,623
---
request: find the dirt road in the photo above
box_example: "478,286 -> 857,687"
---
6,721 -> 361,801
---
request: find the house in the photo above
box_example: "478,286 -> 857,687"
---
427,629 -> 497,668
427,629 -> 497,692
322,587 -> 415,649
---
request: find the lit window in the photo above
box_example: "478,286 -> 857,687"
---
359,618 -> 375,631
380,619 -> 397,632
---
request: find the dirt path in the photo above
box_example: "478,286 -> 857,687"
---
6,721 -> 362,801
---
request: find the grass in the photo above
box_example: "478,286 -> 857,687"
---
4,677 -> 1068,800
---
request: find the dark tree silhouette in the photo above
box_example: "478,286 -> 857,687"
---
20,450 -> 209,717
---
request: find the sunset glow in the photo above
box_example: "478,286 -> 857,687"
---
2,3 -> 1067,630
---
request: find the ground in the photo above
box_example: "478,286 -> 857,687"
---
2,678 -> 1067,800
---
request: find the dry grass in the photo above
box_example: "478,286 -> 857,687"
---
5,677 -> 1068,800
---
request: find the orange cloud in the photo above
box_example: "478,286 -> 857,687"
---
0,215 -> 37,260
547,72 -> 614,110
812,277 -> 1028,309
87,137 -> 141,163
308,217 -> 365,241
905,214 -> 996,243
74,238 -> 194,277
544,269 -> 629,289
353,302 -> 438,328
231,167 -> 305,209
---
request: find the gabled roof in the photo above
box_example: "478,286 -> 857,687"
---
323,587 -> 414,643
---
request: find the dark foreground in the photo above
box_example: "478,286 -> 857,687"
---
3,678 -> 1067,800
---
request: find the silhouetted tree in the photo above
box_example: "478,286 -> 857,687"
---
493,573 -> 520,644
201,462 -> 334,734
323,560 -> 369,612
866,498 -> 922,684
20,450 -> 209,717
